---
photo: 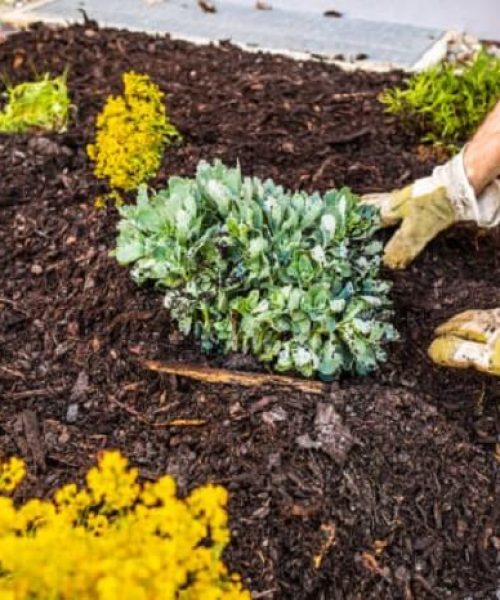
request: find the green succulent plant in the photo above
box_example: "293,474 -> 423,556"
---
115,161 -> 397,379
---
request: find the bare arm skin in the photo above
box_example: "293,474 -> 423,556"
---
464,100 -> 500,195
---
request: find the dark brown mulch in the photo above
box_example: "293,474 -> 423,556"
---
0,22 -> 499,600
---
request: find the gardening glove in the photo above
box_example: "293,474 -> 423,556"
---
362,148 -> 500,269
428,309 -> 500,376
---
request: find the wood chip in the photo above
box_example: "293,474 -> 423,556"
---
21,409 -> 46,471
313,522 -> 336,569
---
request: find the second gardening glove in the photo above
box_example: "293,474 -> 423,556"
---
362,149 -> 500,268
428,309 -> 500,376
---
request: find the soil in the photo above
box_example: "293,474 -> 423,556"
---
0,22 -> 499,600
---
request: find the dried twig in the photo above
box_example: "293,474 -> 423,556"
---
106,310 -> 154,333
154,418 -> 206,428
331,91 -> 378,101
0,365 -> 25,379
109,396 -> 206,429
143,359 -> 329,395
329,126 -> 372,145
0,296 -> 29,316
108,396 -> 151,425
6,386 -> 67,400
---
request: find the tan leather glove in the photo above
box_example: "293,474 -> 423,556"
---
428,309 -> 500,376
363,149 -> 500,269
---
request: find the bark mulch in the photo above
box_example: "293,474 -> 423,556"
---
0,22 -> 499,600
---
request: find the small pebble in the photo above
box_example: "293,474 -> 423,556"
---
66,403 -> 79,423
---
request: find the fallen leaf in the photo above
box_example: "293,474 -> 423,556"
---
198,0 -> 217,13
324,9 -> 342,17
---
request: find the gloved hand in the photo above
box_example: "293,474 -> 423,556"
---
428,309 -> 500,376
362,149 -> 500,269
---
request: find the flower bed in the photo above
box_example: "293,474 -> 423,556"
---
0,23 -> 498,600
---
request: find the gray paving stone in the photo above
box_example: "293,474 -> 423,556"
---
230,0 -> 499,41
5,0 -> 445,68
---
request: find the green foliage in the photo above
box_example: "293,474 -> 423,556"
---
115,161 -> 397,379
0,72 -> 70,134
380,49 -> 500,147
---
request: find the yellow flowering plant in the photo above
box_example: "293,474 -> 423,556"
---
0,450 -> 250,600
87,72 -> 181,203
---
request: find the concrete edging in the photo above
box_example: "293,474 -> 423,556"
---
1,1 -> 450,73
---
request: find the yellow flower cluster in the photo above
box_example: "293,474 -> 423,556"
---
0,451 -> 250,600
0,457 -> 25,493
87,72 -> 180,197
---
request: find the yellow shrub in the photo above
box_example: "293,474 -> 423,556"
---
87,72 -> 180,195
0,451 -> 250,600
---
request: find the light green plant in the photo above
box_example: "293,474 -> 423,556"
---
0,72 -> 70,133
380,48 -> 500,147
115,161 -> 397,379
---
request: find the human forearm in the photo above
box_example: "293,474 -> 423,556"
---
463,100 -> 500,195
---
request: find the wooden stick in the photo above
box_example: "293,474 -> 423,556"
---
7,386 -> 67,400
143,360 -> 328,395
